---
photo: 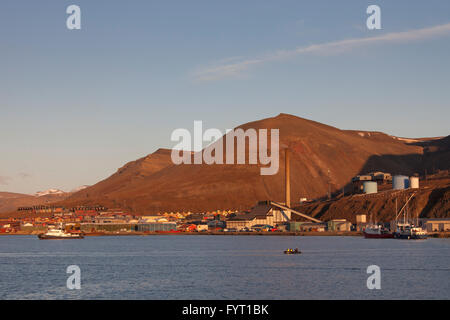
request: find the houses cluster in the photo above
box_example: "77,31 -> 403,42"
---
1,206 -> 241,234
1,202 -> 357,234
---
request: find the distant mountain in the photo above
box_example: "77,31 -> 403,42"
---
59,113 -> 449,214
0,186 -> 88,214
0,191 -> 69,214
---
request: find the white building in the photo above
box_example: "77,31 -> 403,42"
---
226,202 -> 291,229
421,218 -> 450,232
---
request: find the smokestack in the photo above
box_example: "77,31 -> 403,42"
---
285,148 -> 290,208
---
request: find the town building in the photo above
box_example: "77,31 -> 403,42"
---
226,201 -> 291,230
351,172 -> 392,193
289,221 -> 326,232
327,219 -> 352,232
420,218 -> 450,232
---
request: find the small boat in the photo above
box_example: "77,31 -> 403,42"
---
393,223 -> 427,240
38,228 -> 84,240
363,224 -> 394,239
284,248 -> 301,254
392,196 -> 427,240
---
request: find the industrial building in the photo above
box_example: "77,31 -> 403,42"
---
226,201 -> 291,230
327,219 -> 352,232
136,222 -> 177,232
355,214 -> 368,231
352,172 -> 421,194
289,221 -> 326,232
420,218 -> 450,232
81,223 -> 135,232
352,172 -> 392,193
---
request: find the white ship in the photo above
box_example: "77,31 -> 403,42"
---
38,227 -> 84,239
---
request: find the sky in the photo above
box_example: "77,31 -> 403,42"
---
1,0 -> 449,194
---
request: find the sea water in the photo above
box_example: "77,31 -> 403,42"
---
0,235 -> 448,299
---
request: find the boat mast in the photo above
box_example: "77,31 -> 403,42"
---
395,198 -> 398,229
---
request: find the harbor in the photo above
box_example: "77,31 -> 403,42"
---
2,149 -> 449,240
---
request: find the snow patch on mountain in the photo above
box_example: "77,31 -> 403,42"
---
70,185 -> 90,193
35,189 -> 66,197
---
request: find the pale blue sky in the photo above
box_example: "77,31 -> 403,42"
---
1,0 -> 449,194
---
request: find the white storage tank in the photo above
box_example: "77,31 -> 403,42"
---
393,175 -> 409,190
410,176 -> 419,189
363,181 -> 378,194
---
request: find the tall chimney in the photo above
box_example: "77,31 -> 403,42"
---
285,148 -> 291,208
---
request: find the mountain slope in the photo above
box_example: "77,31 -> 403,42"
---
60,113 -> 448,214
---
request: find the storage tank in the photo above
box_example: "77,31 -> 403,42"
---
393,175 -> 409,190
363,181 -> 378,194
410,176 -> 419,189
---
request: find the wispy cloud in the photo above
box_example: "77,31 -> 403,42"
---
18,172 -> 32,179
193,23 -> 450,81
0,176 -> 11,185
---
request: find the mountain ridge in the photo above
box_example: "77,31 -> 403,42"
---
58,113 -> 449,214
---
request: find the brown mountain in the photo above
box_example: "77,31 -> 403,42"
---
58,113 -> 449,214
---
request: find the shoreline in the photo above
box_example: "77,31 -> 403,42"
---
1,231 -> 360,237
1,231 -> 449,237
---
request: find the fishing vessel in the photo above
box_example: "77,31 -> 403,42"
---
38,227 -> 84,239
393,223 -> 427,240
363,224 -> 394,239
392,193 -> 427,240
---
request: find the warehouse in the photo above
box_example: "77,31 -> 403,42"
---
226,201 -> 290,230
81,223 -> 135,232
351,172 -> 392,193
421,218 -> 450,232
289,222 -> 326,232
136,222 -> 177,232
327,219 -> 352,232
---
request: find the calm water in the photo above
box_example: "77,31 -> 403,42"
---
0,235 -> 449,300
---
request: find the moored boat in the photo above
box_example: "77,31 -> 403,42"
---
393,223 -> 427,240
363,224 -> 394,239
392,195 -> 428,240
38,228 -> 84,239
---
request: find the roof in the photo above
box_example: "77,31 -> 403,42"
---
249,203 -> 272,218
227,203 -> 274,221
